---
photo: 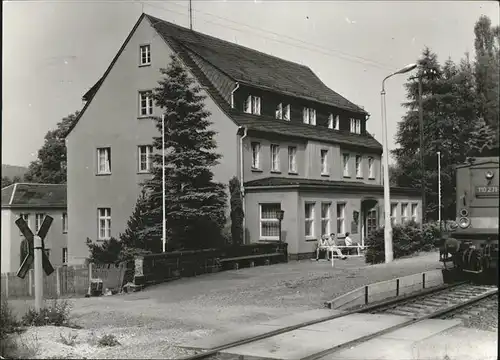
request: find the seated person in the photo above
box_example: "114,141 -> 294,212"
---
328,233 -> 347,259
344,232 -> 362,255
316,235 -> 330,261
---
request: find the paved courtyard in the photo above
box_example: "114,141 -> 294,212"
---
7,251 -> 445,359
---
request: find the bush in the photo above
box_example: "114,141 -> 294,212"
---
98,334 -> 120,347
1,298 -> 21,357
21,299 -> 72,327
365,221 -> 439,264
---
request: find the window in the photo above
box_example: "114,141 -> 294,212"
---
19,213 -> 29,236
305,202 -> 315,238
411,204 -> 418,222
368,157 -> 375,179
62,248 -> 68,264
276,103 -> 290,121
251,142 -> 261,169
138,145 -> 153,173
259,203 -> 281,240
302,107 -> 316,125
350,118 -> 361,134
270,144 -> 280,172
328,114 -> 339,130
139,91 -> 153,116
401,203 -> 409,224
139,44 -> 151,66
320,150 -> 328,175
321,203 -> 331,236
62,213 -> 68,234
288,146 -> 297,173
355,155 -> 362,178
367,209 -> 377,236
336,203 -> 345,234
98,208 -> 111,240
390,203 -> 397,226
97,147 -> 111,174
343,153 -> 350,177
245,95 -> 261,115
35,213 -> 45,232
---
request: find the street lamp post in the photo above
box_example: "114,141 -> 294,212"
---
277,210 -> 285,244
162,113 -> 166,253
381,63 -> 417,264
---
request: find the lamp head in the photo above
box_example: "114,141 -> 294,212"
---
394,63 -> 417,75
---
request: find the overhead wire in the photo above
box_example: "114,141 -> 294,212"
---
140,1 -> 399,72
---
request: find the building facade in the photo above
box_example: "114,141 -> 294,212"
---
66,13 -> 421,263
1,184 -> 68,273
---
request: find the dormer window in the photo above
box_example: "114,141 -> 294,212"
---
350,118 -> 361,134
303,107 -> 316,125
276,103 -> 290,121
245,95 -> 261,115
328,114 -> 340,130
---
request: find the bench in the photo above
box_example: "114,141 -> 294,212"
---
219,252 -> 284,269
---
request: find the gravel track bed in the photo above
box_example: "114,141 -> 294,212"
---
5,251 -> 443,359
441,293 -> 498,332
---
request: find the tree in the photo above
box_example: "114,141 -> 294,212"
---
24,111 -> 79,184
473,15 -> 500,141
229,177 -> 244,246
86,237 -> 122,265
2,176 -> 21,188
118,189 -> 159,253
142,55 -> 228,250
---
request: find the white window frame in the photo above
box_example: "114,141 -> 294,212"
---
411,203 -> 418,222
336,203 -> 346,235
251,142 -> 261,169
390,203 -> 398,226
355,155 -> 362,178
320,149 -> 329,175
343,153 -> 350,177
270,144 -> 280,172
328,114 -> 334,129
245,95 -> 261,115
368,157 -> 375,179
276,103 -> 290,121
321,202 -> 331,236
62,247 -> 68,264
335,115 -> 340,130
305,202 -> 315,238
35,213 -> 45,232
288,146 -> 297,173
139,44 -> 151,66
62,212 -> 68,234
98,208 -> 111,241
259,203 -> 281,240
302,107 -> 316,125
139,91 -> 154,117
350,118 -> 361,134
138,145 -> 153,173
401,203 -> 409,224
97,147 -> 111,174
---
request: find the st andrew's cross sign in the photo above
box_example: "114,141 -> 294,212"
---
16,215 -> 55,279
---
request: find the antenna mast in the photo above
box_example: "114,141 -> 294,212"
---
189,0 -> 193,30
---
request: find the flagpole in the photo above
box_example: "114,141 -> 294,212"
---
437,151 -> 442,235
162,114 -> 166,253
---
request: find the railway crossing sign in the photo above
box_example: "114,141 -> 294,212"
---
16,215 -> 55,279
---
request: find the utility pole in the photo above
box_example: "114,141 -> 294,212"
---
189,0 -> 193,30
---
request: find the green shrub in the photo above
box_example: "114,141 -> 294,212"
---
365,221 -> 439,264
21,299 -> 71,327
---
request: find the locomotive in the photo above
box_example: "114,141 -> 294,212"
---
441,150 -> 499,283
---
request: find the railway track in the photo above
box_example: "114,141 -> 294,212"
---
179,283 -> 498,360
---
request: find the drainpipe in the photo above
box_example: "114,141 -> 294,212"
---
238,126 -> 248,244
231,82 -> 240,109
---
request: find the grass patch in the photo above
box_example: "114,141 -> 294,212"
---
97,334 -> 120,347
59,332 -> 78,347
21,299 -> 72,327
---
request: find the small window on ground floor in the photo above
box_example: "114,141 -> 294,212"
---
259,203 -> 281,240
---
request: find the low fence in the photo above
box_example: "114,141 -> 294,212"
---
1,263 -> 126,300
134,242 -> 288,287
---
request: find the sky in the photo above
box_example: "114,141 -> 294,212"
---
2,0 -> 499,167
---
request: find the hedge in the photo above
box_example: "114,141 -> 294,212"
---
365,221 -> 441,264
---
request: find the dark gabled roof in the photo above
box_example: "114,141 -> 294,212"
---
244,177 -> 420,196
456,157 -> 499,169
1,183 -> 67,209
145,14 -> 366,115
67,13 -> 376,154
230,112 -> 382,152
